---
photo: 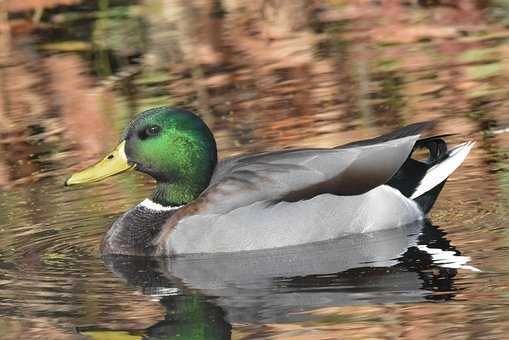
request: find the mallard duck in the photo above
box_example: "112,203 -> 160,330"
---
65,107 -> 473,256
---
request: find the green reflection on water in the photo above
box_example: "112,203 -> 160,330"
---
79,295 -> 231,340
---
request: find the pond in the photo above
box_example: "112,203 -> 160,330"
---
0,0 -> 508,339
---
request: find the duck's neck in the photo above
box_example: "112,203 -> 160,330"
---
151,180 -> 206,207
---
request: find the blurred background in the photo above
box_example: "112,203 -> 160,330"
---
0,0 -> 508,339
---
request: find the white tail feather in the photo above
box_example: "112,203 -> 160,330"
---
410,141 -> 474,199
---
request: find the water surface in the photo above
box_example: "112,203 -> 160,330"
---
0,1 -> 508,339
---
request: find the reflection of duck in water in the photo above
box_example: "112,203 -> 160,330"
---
84,221 -> 476,339
65,107 -> 473,256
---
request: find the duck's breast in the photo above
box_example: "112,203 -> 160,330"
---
165,185 -> 423,255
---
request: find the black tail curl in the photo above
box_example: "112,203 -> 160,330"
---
387,135 -> 453,213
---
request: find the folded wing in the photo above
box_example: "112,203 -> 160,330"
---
200,122 -> 432,215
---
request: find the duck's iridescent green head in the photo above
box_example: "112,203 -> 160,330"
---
65,107 -> 217,206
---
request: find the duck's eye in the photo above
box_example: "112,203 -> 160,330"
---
146,125 -> 161,136
139,125 -> 161,139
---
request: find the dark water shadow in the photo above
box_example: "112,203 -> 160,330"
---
78,220 -> 465,339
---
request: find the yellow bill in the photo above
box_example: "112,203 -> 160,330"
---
65,141 -> 135,186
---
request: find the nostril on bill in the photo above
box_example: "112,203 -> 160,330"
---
107,155 -> 114,160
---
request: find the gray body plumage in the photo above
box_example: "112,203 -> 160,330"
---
165,185 -> 422,254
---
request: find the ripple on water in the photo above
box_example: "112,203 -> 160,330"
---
0,0 -> 509,337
